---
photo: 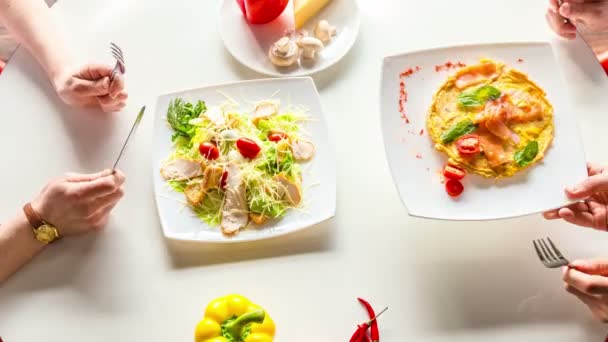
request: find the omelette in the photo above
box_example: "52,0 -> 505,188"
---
427,59 -> 554,178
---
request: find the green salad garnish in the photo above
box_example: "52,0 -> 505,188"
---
458,85 -> 502,108
514,141 -> 539,167
440,119 -> 477,144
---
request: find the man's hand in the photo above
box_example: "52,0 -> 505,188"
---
564,259 -> 608,322
546,0 -> 608,39
31,169 -> 126,235
53,63 -> 127,113
544,163 -> 608,230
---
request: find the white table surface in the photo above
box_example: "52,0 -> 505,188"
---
1,0 -> 608,341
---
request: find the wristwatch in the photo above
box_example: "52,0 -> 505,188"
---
23,203 -> 60,244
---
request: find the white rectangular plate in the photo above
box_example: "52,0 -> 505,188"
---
153,77 -> 336,242
380,42 -> 588,220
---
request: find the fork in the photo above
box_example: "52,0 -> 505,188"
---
110,42 -> 125,82
533,237 -> 570,269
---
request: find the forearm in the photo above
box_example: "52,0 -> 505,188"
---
0,211 -> 46,284
0,0 -> 73,81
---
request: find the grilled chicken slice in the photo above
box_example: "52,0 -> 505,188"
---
275,174 -> 302,206
221,163 -> 248,235
252,100 -> 279,126
160,158 -> 205,181
290,139 -> 315,161
203,105 -> 226,127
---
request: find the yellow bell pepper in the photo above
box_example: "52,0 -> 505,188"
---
195,295 -> 275,342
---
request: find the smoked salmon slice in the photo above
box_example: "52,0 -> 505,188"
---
455,62 -> 498,89
478,130 -> 510,167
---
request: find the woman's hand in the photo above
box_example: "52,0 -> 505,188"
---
546,0 -> 608,39
563,259 -> 608,322
31,169 -> 126,236
53,63 -> 127,113
544,163 -> 608,230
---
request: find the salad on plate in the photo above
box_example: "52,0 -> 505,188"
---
160,96 -> 315,236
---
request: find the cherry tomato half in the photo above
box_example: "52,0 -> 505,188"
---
455,134 -> 480,156
199,142 -> 220,160
220,170 -> 228,189
443,164 -> 466,181
268,132 -> 288,142
236,138 -> 261,159
445,179 -> 464,197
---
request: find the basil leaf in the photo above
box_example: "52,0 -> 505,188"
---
440,119 -> 477,144
458,85 -> 501,108
514,141 -> 539,167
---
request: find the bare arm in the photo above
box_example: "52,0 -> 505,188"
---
0,170 -> 125,285
0,0 -> 73,81
0,212 -> 46,284
0,0 -> 128,112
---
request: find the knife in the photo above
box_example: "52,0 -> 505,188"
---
112,106 -> 145,172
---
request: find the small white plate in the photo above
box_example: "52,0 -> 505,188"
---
380,42 -> 588,221
152,77 -> 336,242
219,0 -> 360,77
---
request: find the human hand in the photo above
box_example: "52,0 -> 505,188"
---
546,0 -> 608,39
563,259 -> 608,322
53,63 -> 127,113
544,163 -> 608,230
31,169 -> 125,236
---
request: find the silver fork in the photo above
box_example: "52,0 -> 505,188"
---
533,237 -> 570,269
110,42 -> 125,82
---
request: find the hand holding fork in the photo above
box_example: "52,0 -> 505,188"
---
534,237 -> 608,322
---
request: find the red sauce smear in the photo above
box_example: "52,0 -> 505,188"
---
398,66 -> 421,124
415,153 -> 423,159
517,58 -> 524,63
419,129 -> 424,136
435,61 -> 466,72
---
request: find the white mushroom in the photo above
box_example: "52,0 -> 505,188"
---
268,36 -> 299,67
297,36 -> 324,60
314,20 -> 337,43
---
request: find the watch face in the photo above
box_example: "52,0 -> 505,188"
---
36,224 -> 59,243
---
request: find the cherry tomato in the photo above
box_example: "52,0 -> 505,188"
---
236,138 -> 261,159
268,132 -> 288,142
220,170 -> 228,189
455,134 -> 480,156
199,142 -> 219,160
446,179 -> 464,197
443,164 -> 466,180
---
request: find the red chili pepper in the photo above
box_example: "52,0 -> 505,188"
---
349,323 -> 370,342
357,298 -> 379,342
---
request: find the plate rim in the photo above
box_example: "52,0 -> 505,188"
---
217,0 -> 362,77
151,77 -> 337,243
378,41 -> 585,221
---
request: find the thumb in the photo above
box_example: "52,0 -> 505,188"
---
66,169 -> 113,182
70,76 -> 110,97
570,259 -> 608,276
565,174 -> 608,199
560,1 -> 601,23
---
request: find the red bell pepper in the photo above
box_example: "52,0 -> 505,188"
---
236,0 -> 289,25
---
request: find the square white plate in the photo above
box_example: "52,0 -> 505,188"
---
380,42 -> 588,221
152,77 -> 336,242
